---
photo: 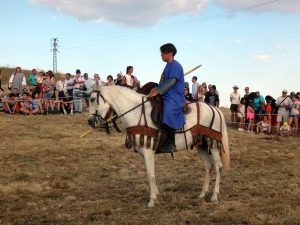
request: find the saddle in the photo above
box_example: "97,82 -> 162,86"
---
137,82 -> 191,128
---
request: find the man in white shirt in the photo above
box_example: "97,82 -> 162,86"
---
73,69 -> 85,113
230,85 -> 241,124
191,76 -> 199,101
83,73 -> 94,111
276,89 -> 292,133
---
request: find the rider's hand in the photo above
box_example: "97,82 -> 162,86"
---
148,88 -> 158,98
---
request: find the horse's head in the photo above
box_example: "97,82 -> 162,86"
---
88,91 -> 111,127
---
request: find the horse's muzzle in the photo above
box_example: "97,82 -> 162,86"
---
88,115 -> 97,127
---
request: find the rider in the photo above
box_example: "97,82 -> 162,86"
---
148,43 -> 185,153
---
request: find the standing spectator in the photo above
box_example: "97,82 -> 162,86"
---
0,69 -> 2,89
230,85 -> 241,124
106,75 -> 115,86
276,89 -> 292,134
114,73 -> 123,85
73,69 -> 85,113
197,83 -> 206,102
83,73 -> 94,111
237,98 -> 246,131
253,91 -> 265,122
56,75 -> 67,113
247,101 -> 255,132
243,86 -> 251,124
288,95 -> 300,135
191,76 -> 199,100
213,85 -> 219,98
65,73 -> 74,97
8,67 -> 26,94
92,73 -> 102,91
184,87 -> 194,103
27,69 -> 38,91
125,66 -> 134,88
43,72 -> 55,114
36,70 -> 45,92
204,85 -> 219,107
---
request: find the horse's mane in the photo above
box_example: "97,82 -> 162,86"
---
101,85 -> 146,101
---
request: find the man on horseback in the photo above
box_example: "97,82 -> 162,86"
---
148,43 -> 185,153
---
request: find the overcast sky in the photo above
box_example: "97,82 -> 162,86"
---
0,0 -> 299,106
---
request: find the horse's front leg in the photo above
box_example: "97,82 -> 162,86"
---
113,121 -> 121,133
142,148 -> 159,207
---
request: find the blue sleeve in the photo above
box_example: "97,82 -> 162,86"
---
168,61 -> 183,80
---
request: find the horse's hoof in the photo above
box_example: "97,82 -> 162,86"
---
199,192 -> 206,199
147,199 -> 155,208
210,195 -> 219,203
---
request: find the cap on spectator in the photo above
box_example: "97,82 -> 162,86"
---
76,69 -> 81,74
282,89 -> 287,93
233,85 -> 239,89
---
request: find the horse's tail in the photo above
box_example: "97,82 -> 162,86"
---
220,110 -> 230,170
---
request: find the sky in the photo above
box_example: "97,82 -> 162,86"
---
0,0 -> 299,106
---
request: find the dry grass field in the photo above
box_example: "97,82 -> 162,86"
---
0,111 -> 299,225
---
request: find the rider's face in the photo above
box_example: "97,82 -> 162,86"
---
161,52 -> 172,62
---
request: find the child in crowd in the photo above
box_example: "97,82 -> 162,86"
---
19,93 -> 32,115
237,98 -> 246,131
247,101 -> 255,132
256,115 -> 271,134
31,93 -> 41,115
279,122 -> 290,136
61,92 -> 74,115
3,93 -> 17,115
0,88 -> 6,112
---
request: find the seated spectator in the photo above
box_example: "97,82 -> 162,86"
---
288,95 -> 300,135
237,98 -> 246,131
184,87 -> 194,103
3,93 -> 17,115
61,92 -> 74,115
279,122 -> 290,136
124,66 -> 134,88
256,115 -> 271,134
106,75 -> 115,86
0,88 -> 6,111
92,73 -> 102,91
19,93 -> 32,115
132,76 -> 141,90
0,69 -> 2,89
31,93 -> 41,115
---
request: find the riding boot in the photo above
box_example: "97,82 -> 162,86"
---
157,124 -> 177,153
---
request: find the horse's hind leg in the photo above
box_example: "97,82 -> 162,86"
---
210,141 -> 222,202
143,148 -> 159,207
198,147 -> 213,199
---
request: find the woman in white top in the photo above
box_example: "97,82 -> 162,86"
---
288,95 -> 300,135
230,85 -> 241,124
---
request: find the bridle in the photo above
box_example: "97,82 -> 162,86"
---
91,90 -> 150,126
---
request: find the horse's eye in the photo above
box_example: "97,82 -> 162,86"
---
91,98 -> 95,102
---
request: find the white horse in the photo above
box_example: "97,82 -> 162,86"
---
88,85 -> 230,207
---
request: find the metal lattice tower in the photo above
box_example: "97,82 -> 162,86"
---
51,38 -> 59,73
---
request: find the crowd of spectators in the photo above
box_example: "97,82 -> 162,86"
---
229,86 -> 300,136
0,66 -> 141,116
